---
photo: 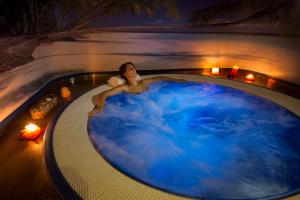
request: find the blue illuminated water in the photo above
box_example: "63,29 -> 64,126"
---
88,81 -> 300,199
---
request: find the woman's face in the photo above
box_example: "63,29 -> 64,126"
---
123,64 -> 137,79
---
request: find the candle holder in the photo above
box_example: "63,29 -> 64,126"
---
19,123 -> 42,140
60,86 -> 71,98
245,73 -> 255,81
29,94 -> 58,120
228,66 -> 239,79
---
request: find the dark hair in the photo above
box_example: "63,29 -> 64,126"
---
119,62 -> 135,81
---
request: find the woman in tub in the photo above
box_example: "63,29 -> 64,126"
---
88,62 -> 185,116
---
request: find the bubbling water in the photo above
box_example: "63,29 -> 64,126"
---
88,81 -> 300,199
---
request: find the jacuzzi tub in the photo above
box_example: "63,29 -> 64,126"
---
44,74 -> 300,200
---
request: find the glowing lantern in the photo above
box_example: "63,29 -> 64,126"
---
246,73 -> 255,81
92,74 -> 96,87
202,68 -> 211,76
211,68 -> 220,76
267,78 -> 276,88
19,123 -> 42,140
30,110 -> 43,120
229,65 -> 239,78
60,87 -> 71,98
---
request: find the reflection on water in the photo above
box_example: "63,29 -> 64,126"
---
88,81 -> 300,199
1,32 -> 300,122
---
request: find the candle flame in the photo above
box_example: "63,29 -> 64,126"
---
211,67 -> 220,75
246,73 -> 255,80
20,123 -> 42,139
25,123 -> 40,132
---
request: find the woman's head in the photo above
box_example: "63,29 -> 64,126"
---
119,62 -> 137,81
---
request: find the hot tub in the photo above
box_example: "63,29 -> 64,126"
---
45,74 -> 300,200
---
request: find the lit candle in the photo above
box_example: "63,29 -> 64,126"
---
229,65 -> 239,78
60,86 -> 71,98
245,73 -> 255,81
92,74 -> 96,87
267,78 -> 276,88
211,67 -> 220,76
20,123 -> 41,140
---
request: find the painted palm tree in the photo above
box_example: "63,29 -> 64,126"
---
1,0 -> 178,34
52,0 -> 96,31
61,0 -> 179,31
190,0 -> 296,26
0,0 -> 179,71
0,0 -> 55,35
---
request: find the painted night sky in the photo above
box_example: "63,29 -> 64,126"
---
90,0 -> 233,26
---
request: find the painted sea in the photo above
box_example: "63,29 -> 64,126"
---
1,32 -> 300,122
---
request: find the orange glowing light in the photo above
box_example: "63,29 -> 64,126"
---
92,74 -> 96,87
202,68 -> 212,76
211,68 -> 220,76
60,86 -> 71,98
245,73 -> 255,81
267,78 -> 276,88
19,123 -> 42,140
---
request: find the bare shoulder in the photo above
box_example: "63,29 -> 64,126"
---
115,84 -> 129,91
106,84 -> 129,94
92,84 -> 129,99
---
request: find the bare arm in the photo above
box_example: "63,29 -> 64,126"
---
88,85 -> 128,117
142,76 -> 186,85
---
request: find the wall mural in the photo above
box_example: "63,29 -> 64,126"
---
0,0 -> 300,122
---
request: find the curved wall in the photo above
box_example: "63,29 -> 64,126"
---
0,32 -> 300,122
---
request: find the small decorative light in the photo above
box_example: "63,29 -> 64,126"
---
29,94 -> 58,120
19,123 -> 42,140
92,74 -> 96,86
70,77 -> 75,85
211,67 -> 220,76
245,73 -> 255,81
267,78 -> 276,88
60,87 -> 71,98
228,65 -> 239,78
202,68 -> 212,76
